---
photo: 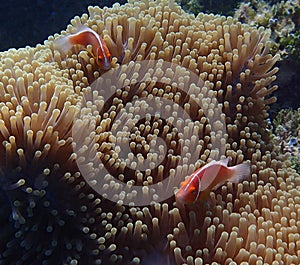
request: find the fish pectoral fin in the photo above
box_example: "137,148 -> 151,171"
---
212,181 -> 225,190
87,49 -> 96,58
193,175 -> 202,203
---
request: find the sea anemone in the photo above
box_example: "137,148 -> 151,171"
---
0,0 -> 299,264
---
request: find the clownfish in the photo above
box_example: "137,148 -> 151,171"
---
54,25 -> 112,70
176,158 -> 250,204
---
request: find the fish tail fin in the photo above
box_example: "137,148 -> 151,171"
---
229,162 -> 251,183
53,35 -> 73,54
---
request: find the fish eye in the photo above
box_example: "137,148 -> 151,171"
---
191,190 -> 196,195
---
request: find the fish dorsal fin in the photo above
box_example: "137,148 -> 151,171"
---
200,160 -> 225,191
73,24 -> 90,34
218,157 -> 230,166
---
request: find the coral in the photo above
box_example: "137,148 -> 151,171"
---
0,0 -> 299,264
273,108 -> 300,135
235,0 -> 300,110
175,0 -> 240,16
272,108 -> 300,174
235,0 -> 300,61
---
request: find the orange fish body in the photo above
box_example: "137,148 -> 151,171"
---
176,158 -> 250,204
54,25 -> 111,70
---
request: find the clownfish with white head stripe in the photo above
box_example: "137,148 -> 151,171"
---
54,25 -> 112,70
176,158 -> 250,204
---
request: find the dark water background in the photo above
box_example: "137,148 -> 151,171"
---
0,0 -> 124,51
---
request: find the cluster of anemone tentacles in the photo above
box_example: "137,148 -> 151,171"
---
0,0 -> 299,264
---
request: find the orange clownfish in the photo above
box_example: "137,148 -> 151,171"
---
176,158 -> 250,204
54,25 -> 112,70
